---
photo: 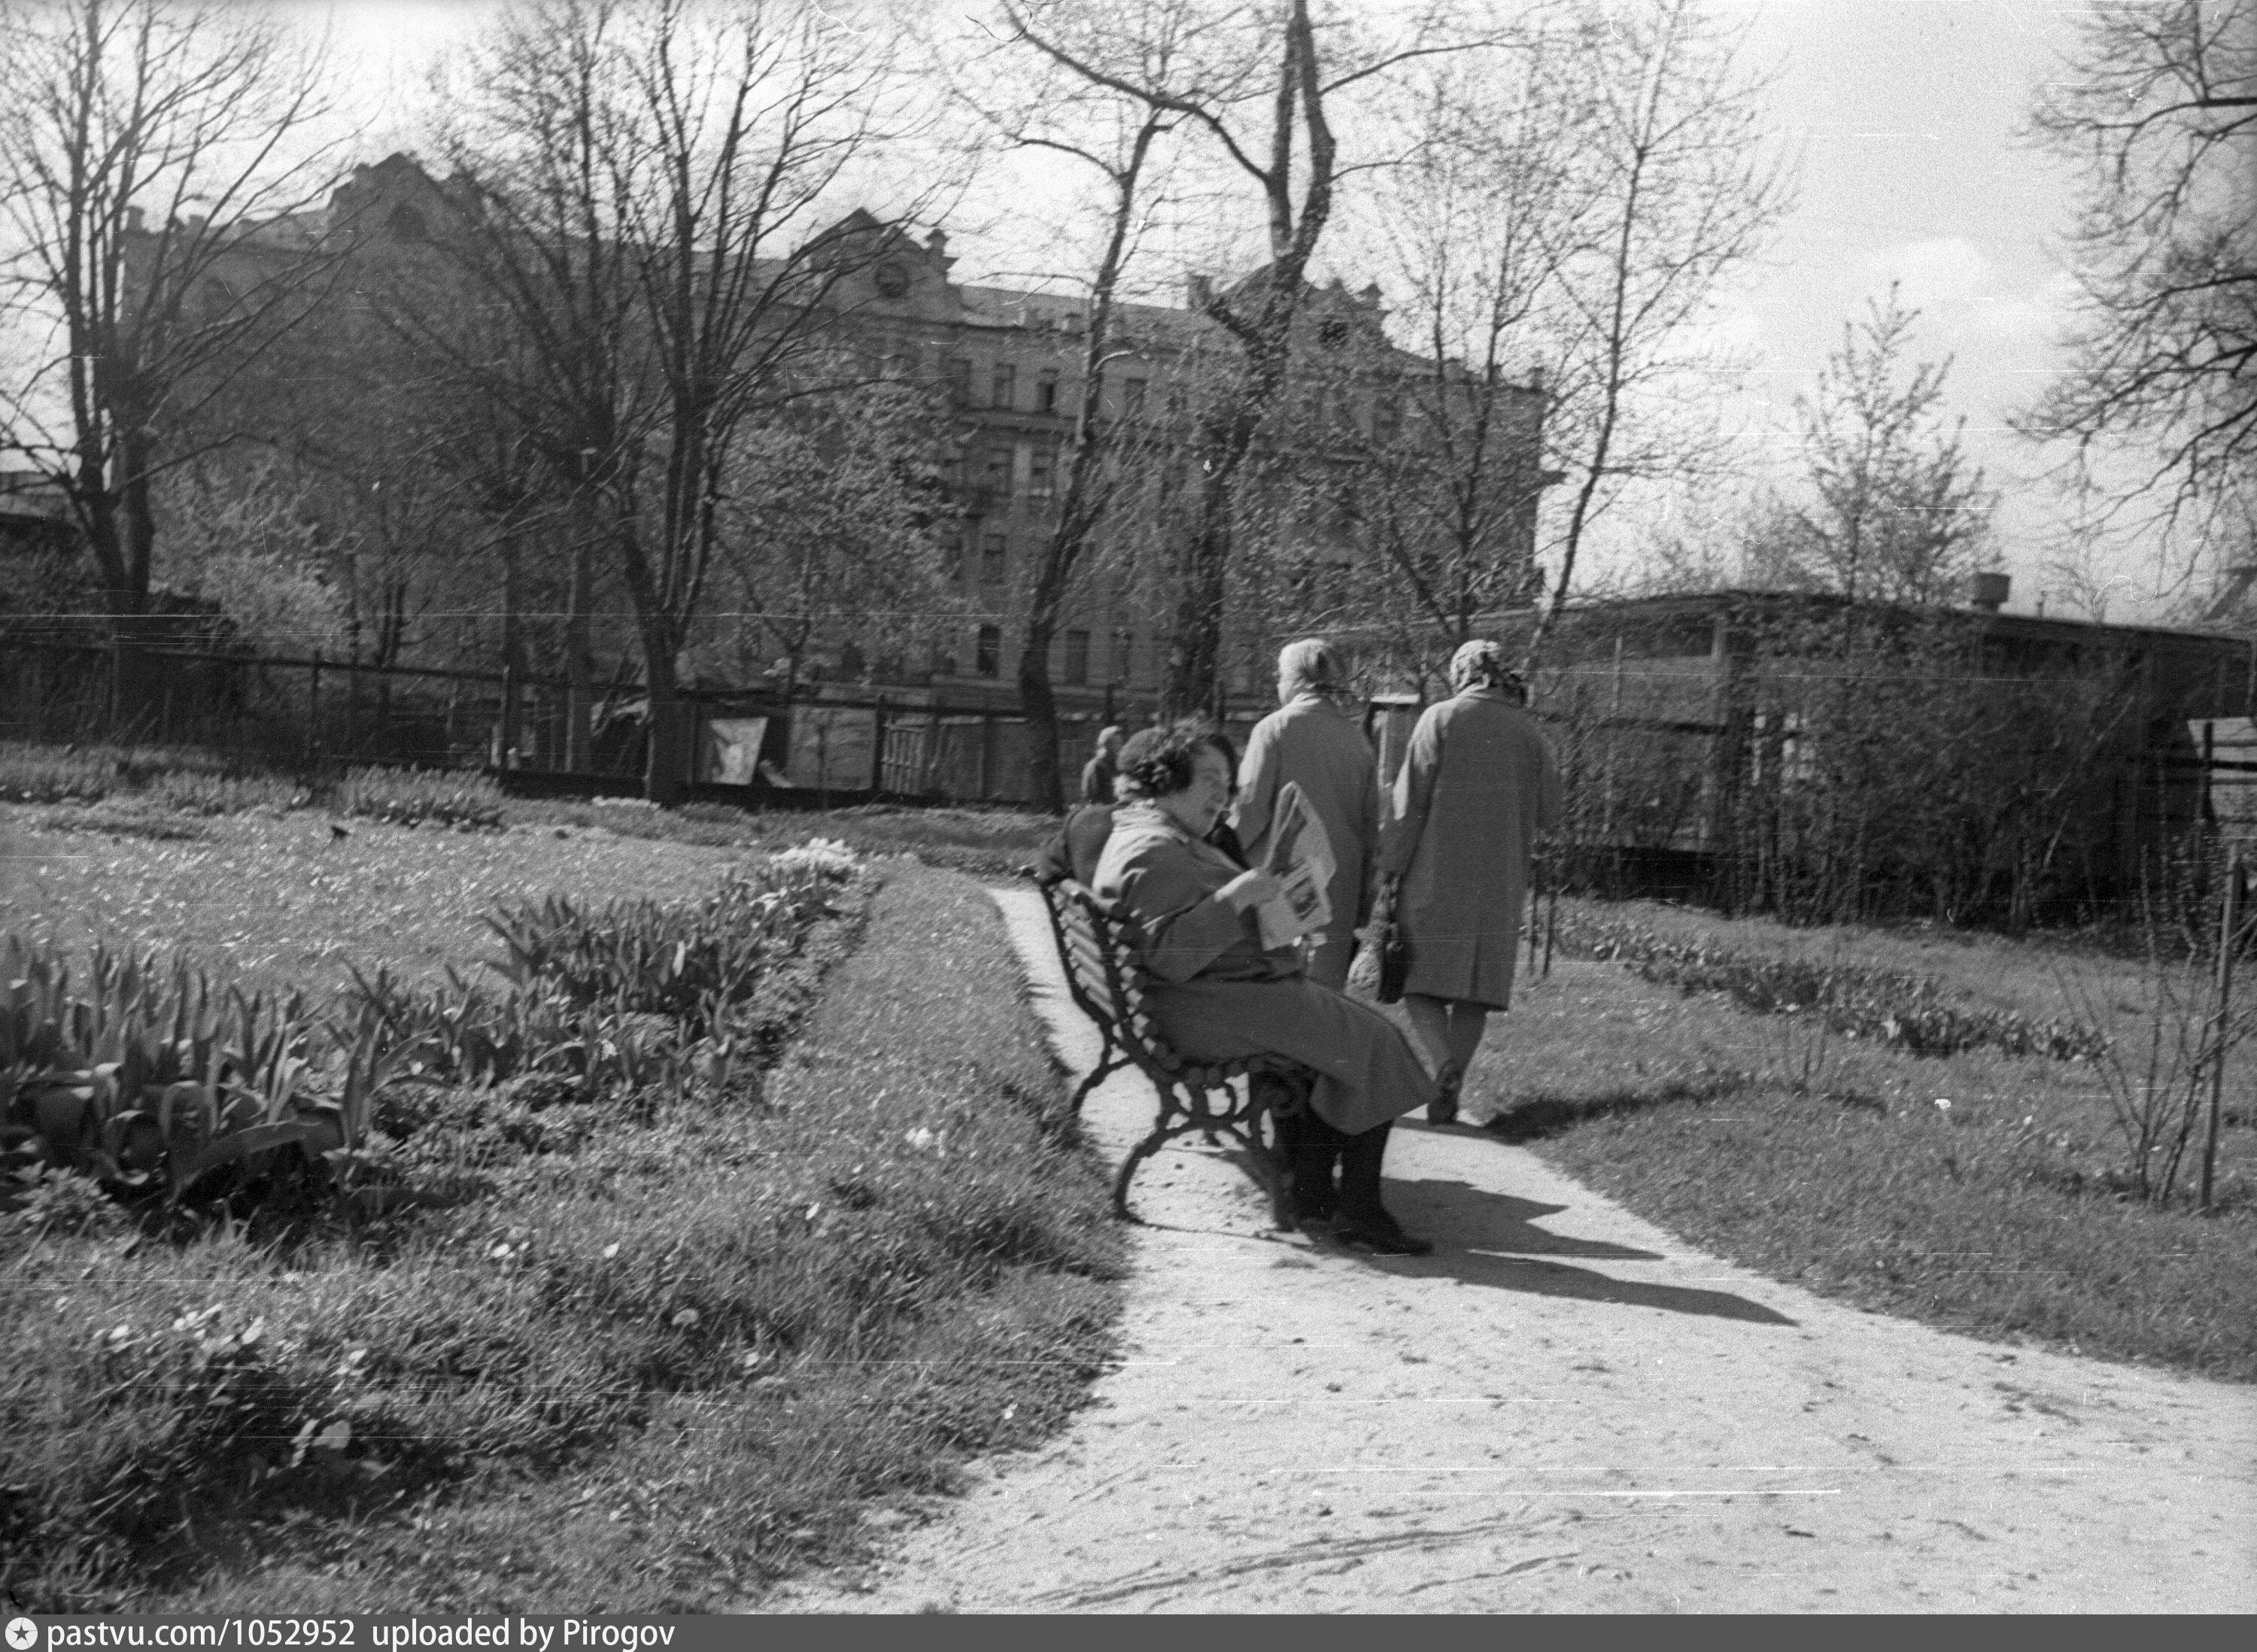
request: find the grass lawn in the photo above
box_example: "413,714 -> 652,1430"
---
3,801 -> 1122,1611
1463,911 -> 2257,1383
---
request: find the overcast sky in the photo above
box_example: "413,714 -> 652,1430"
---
310,0 -> 2150,619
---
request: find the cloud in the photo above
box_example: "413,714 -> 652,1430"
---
1858,236 -> 1997,309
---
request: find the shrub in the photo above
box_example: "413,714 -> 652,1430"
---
1556,910 -> 2107,1061
0,743 -> 123,804
339,767 -> 505,831
145,770 -> 308,816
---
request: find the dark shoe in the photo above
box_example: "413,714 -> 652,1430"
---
1332,1211 -> 1433,1256
1424,1062 -> 1462,1127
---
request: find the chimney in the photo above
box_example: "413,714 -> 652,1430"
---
925,226 -> 948,260
1186,273 -> 1213,312
1968,571 -> 2011,613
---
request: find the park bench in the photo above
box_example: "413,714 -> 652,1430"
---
1033,873 -> 1312,1224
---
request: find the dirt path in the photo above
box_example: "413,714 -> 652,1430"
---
765,886 -> 2256,1614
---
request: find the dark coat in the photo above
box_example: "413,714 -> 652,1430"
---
1094,802 -> 1435,1134
1378,687 -> 1563,1009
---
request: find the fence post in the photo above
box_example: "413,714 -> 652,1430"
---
305,651 -> 323,763
2201,852 -> 2243,1211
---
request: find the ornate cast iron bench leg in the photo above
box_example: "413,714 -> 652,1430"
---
1112,1080 -> 1190,1221
1068,1028 -> 1130,1116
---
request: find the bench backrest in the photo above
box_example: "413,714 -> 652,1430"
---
1038,877 -> 1183,1075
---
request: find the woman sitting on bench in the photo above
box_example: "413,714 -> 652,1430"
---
1092,719 -> 1440,1255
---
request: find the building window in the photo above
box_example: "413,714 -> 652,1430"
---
992,363 -> 1016,410
976,624 -> 1001,678
983,445 -> 1014,498
1372,392 -> 1401,446
940,532 -> 963,585
1063,630 -> 1091,687
1028,443 -> 1055,499
944,357 -> 972,406
981,532 -> 1007,585
1035,370 -> 1059,413
1122,378 -> 1148,416
1111,628 -> 1135,683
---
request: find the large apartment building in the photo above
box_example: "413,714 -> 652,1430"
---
146,155 -> 1551,725
788,206 -> 1551,713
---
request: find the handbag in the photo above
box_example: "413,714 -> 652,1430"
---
1359,878 -> 1408,1004
1375,920 -> 1410,1004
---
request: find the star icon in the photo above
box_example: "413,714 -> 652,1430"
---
6,1617 -> 39,1651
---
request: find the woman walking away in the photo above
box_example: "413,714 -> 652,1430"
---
1230,637 -> 1381,994
1095,719 -> 1439,1253
1080,724 -> 1126,803
1378,639 -> 1562,1126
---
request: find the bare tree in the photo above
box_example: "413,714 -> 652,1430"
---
2021,0 -> 2256,585
1350,26 -> 1585,652
0,0 -> 347,712
1746,284 -> 1995,606
1000,0 -> 1476,718
1521,0 -> 1789,670
942,2 -> 1192,809
415,0 -> 916,800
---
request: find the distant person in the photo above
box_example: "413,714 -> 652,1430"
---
1230,636 -> 1379,994
1095,718 -> 1438,1253
1080,724 -> 1126,803
1378,639 -> 1562,1126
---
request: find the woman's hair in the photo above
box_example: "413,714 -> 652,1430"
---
1448,638 -> 1525,699
1277,636 -> 1348,700
1116,718 -> 1227,800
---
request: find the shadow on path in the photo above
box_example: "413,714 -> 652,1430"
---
1362,1177 -> 1797,1326
1387,1180 -> 1658,1261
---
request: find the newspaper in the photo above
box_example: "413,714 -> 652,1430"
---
1251,780 -> 1336,952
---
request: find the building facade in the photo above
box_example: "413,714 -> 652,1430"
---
794,207 -> 1550,717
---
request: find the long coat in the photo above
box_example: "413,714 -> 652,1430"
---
1378,687 -> 1563,1010
1094,803 -> 1436,1135
1229,693 -> 1380,992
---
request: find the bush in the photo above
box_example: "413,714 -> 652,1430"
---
339,767 -> 506,831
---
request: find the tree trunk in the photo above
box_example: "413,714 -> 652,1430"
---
565,523 -> 594,770
499,534 -> 524,768
641,631 -> 691,806
1017,620 -> 1064,814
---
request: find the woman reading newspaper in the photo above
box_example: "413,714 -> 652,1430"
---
1093,719 -> 1440,1253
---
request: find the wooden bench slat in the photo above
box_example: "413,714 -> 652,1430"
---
1037,874 -> 1312,1220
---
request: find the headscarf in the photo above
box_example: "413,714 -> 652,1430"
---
1448,638 -> 1523,697
1277,636 -> 1348,700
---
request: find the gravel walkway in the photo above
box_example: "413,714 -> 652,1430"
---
764,885 -> 2256,1613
